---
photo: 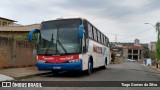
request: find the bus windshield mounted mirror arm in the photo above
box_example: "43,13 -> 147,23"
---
28,28 -> 40,42
78,24 -> 84,39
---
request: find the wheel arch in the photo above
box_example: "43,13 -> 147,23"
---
105,57 -> 108,65
88,55 -> 93,66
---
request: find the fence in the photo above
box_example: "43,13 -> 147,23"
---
0,37 -> 37,69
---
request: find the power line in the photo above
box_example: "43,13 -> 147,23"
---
116,26 -> 155,42
96,0 -> 160,42
105,26 -> 154,36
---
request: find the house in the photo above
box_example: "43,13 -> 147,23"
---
122,39 -> 144,61
0,17 -> 40,39
0,17 -> 17,26
0,24 -> 40,38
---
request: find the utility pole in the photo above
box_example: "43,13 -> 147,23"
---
155,22 -> 160,41
155,22 -> 160,68
115,34 -> 117,43
145,22 -> 160,68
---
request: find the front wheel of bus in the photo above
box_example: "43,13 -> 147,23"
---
87,61 -> 93,75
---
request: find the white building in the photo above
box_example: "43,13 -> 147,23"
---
148,42 -> 156,51
134,39 -> 140,46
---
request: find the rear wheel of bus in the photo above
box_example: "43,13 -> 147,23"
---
102,58 -> 107,69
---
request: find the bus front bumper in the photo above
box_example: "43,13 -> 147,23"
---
36,60 -> 82,71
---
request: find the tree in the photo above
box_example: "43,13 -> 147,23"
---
155,22 -> 160,65
156,41 -> 160,61
111,53 -> 116,62
155,22 -> 160,41
143,47 -> 149,58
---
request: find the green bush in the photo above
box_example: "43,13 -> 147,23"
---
111,53 -> 116,62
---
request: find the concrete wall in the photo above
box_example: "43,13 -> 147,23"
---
0,31 -> 28,39
122,48 -> 128,59
0,37 -> 37,69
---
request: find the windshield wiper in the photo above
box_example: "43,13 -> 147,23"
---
56,20 -> 68,54
57,39 -> 68,54
44,33 -> 57,55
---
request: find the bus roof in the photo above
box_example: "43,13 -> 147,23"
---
41,17 -> 109,40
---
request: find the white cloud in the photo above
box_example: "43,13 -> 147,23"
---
119,0 -> 150,8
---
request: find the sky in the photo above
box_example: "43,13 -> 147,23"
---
1,0 -> 160,43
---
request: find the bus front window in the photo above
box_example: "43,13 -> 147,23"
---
37,19 -> 82,55
58,28 -> 81,54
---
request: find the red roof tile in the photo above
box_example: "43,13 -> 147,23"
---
122,46 -> 144,49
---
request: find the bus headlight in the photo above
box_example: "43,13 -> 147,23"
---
69,59 -> 81,63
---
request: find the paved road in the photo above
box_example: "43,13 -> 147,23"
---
21,61 -> 160,81
1,61 -> 160,90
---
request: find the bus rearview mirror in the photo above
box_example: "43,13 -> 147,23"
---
78,24 -> 84,39
28,28 -> 40,42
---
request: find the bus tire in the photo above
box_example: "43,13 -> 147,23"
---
102,58 -> 107,69
87,60 -> 93,75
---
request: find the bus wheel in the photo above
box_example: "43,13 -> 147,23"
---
87,61 -> 93,75
102,58 -> 107,69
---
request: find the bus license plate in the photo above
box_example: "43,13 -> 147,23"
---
53,67 -> 61,69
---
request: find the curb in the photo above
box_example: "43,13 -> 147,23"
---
149,66 -> 160,72
14,72 -> 52,80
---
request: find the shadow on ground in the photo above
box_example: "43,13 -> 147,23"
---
41,67 -> 106,78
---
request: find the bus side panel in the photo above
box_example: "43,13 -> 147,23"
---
81,39 -> 95,71
107,47 -> 111,65
103,47 -> 111,65
91,39 -> 108,67
81,39 -> 109,71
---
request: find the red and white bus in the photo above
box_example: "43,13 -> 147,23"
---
29,18 -> 111,74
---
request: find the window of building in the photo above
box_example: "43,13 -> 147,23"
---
133,55 -> 138,60
128,55 -> 132,59
128,49 -> 132,53
133,50 -> 138,54
2,21 -> 7,26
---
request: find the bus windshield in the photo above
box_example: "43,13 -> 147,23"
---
37,19 -> 82,55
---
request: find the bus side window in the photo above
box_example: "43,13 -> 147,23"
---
105,37 -> 108,46
82,28 -> 86,53
101,33 -> 104,44
106,38 -> 109,46
88,23 -> 93,39
93,28 -> 97,41
103,36 -> 106,46
105,37 -> 107,46
97,31 -> 101,43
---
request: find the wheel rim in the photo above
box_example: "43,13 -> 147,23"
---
88,62 -> 92,74
105,60 -> 107,65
